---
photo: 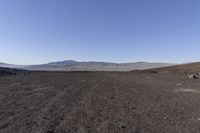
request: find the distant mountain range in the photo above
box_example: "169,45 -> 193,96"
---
0,60 -> 174,71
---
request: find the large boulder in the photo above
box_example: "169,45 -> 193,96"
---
188,73 -> 200,79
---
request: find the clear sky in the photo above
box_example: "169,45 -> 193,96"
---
0,0 -> 200,65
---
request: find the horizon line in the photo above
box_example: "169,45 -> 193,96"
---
0,59 -> 190,66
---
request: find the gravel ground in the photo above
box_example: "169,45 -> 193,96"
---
1,71 -> 200,133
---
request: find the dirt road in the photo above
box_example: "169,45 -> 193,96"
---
1,71 -> 200,133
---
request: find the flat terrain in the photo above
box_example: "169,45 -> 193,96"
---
1,71 -> 200,133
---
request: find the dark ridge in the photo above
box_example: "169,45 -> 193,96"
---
0,67 -> 27,76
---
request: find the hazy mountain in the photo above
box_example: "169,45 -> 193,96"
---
0,60 -> 174,71
0,62 -> 25,68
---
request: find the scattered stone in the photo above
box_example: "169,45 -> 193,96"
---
155,97 -> 159,101
153,122 -> 158,126
119,125 -> 126,129
85,126 -> 89,129
128,106 -> 136,110
172,102 -> 178,106
47,129 -> 54,133
164,116 -> 169,120
116,121 -> 126,129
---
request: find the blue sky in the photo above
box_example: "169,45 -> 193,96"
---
0,0 -> 200,65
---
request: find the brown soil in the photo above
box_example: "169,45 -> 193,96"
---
1,71 -> 200,133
